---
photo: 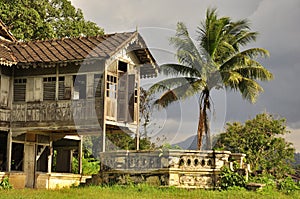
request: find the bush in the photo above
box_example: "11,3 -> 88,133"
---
220,166 -> 246,190
277,177 -> 299,194
0,177 -> 12,190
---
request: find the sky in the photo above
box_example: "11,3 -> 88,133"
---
71,0 -> 300,151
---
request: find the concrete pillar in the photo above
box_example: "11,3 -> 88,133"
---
78,137 -> 82,174
47,141 -> 52,174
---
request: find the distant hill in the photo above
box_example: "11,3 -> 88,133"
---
173,135 -> 197,150
173,134 -> 219,150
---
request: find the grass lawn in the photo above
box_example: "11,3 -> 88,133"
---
0,185 -> 299,199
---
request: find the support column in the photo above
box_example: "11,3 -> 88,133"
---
47,141 -> 52,174
78,136 -> 82,174
6,131 -> 12,172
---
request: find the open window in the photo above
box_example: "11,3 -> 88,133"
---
11,143 -> 24,171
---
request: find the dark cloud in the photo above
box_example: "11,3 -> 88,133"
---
71,0 -> 300,150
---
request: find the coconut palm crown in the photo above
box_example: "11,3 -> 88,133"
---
149,8 -> 273,150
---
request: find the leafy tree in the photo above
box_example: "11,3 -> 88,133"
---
149,8 -> 273,150
214,113 -> 295,179
0,0 -> 104,41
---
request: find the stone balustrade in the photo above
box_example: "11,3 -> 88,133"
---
98,150 -> 248,188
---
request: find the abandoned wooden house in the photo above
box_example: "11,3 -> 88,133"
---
0,20 -> 157,188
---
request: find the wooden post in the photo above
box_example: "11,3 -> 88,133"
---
47,140 -> 52,174
6,131 -> 12,172
135,68 -> 140,150
102,67 -> 107,152
78,136 -> 83,174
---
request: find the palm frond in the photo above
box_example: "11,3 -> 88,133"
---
154,79 -> 206,108
238,78 -> 264,103
159,63 -> 201,77
232,64 -> 273,81
220,47 -> 270,70
148,77 -> 202,95
170,22 -> 204,71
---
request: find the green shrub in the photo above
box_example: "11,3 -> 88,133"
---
0,177 -> 12,190
220,166 -> 246,190
277,177 -> 299,194
249,174 -> 276,189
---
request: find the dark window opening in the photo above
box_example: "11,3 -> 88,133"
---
36,145 -> 49,172
73,75 -> 86,100
0,132 -> 7,171
118,61 -> 128,72
11,143 -> 24,171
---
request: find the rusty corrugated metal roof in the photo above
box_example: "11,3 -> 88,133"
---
9,32 -> 135,63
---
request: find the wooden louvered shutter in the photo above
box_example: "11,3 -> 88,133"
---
43,77 -> 55,101
127,74 -> 135,123
58,77 -> 65,100
14,79 -> 26,102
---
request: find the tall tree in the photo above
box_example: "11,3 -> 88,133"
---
149,8 -> 273,150
0,0 -> 104,41
214,113 -> 295,178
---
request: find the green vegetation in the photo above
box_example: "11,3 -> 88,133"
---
215,113 -> 295,179
0,177 -> 12,190
220,166 -> 247,190
149,8 -> 273,150
0,0 -> 104,41
0,185 -> 299,199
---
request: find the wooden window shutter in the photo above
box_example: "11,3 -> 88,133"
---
87,74 -> 94,98
13,79 -> 26,102
26,77 -> 34,102
0,76 -> 9,106
34,77 -> 42,101
127,74 -> 135,123
64,75 -> 72,100
117,73 -> 127,121
94,74 -> 102,98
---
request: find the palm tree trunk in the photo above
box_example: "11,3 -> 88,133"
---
203,90 -> 211,149
197,103 -> 204,150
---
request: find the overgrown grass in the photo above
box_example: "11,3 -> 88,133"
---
0,184 -> 300,199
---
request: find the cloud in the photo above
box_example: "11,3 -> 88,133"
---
70,0 -> 300,148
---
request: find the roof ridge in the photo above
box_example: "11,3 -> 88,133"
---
12,32 -> 136,46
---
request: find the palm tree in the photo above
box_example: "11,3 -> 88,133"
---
149,8 -> 273,150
